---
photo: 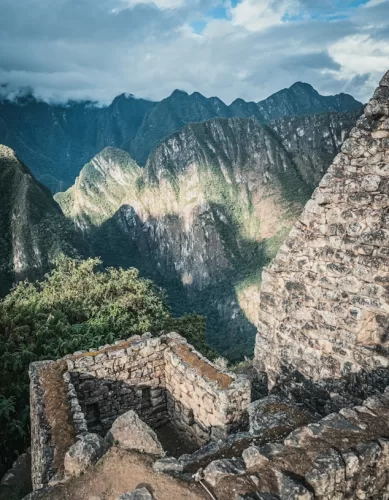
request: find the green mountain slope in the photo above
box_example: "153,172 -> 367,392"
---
56,117 -> 312,358
0,145 -> 84,296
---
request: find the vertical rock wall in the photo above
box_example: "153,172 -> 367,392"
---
255,71 -> 389,409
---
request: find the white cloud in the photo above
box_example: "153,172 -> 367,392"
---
327,33 -> 389,99
230,0 -> 297,31
0,0 -> 388,105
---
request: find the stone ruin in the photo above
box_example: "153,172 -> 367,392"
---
29,332 -> 250,490
21,70 -> 389,500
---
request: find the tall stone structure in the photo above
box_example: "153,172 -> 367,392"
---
255,71 -> 389,410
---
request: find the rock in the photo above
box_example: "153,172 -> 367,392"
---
118,488 -> 154,500
64,433 -> 106,477
275,470 -> 313,500
0,450 -> 32,499
203,458 -> 246,487
305,448 -> 345,497
247,395 -> 314,436
153,457 -> 184,473
242,446 -> 269,469
106,410 -> 164,456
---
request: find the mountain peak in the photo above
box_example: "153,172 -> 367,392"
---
170,89 -> 189,98
289,81 -> 318,94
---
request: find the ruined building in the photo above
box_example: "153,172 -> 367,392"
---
19,70 -> 389,499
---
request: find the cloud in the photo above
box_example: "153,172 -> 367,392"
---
0,0 -> 388,104
230,0 -> 296,31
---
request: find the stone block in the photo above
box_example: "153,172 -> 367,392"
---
64,433 -> 106,477
203,458 -> 245,487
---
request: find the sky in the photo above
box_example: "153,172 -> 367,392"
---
0,0 -> 388,104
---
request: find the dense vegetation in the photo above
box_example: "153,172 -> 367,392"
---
0,256 -> 210,477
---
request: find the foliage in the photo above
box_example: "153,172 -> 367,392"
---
0,256 -> 208,476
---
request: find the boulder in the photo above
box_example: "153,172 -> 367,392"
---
247,395 -> 314,437
153,457 -> 184,473
64,433 -> 106,477
118,488 -> 154,499
203,458 -> 245,487
106,410 -> 164,456
275,470 -> 313,500
242,446 -> 269,469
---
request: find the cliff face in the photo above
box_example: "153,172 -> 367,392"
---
0,84 -> 362,192
269,110 -> 362,188
0,145 -> 84,296
56,114 -> 356,359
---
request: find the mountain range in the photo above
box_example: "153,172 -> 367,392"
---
0,83 -> 362,192
0,82 -> 363,358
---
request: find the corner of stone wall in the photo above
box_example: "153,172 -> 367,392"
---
29,360 -> 78,490
164,338 -> 251,443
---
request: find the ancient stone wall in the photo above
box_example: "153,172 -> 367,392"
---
65,334 -> 168,434
29,332 -> 251,489
254,71 -> 389,411
165,339 -> 251,445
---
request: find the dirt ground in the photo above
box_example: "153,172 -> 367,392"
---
34,448 -> 207,500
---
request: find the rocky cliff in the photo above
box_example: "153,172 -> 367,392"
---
270,110 -> 361,188
0,84 -> 362,192
0,145 -> 84,296
56,112 -> 357,359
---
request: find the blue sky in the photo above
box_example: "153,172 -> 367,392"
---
0,0 -> 388,104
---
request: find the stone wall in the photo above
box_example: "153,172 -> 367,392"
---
254,71 -> 389,411
29,332 -> 251,489
65,334 -> 168,435
29,361 -> 76,490
204,387 -> 389,499
165,338 -> 251,445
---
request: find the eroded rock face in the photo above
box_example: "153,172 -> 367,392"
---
203,458 -> 245,487
242,446 -> 269,470
106,410 -> 164,457
64,433 -> 106,477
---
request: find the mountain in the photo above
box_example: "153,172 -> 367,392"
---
56,107 -> 360,359
256,82 -> 363,121
0,145 -> 84,296
0,84 -> 362,192
130,89 -> 232,165
0,94 -> 155,192
268,110 -> 362,187
56,117 -> 312,358
129,85 -> 362,166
